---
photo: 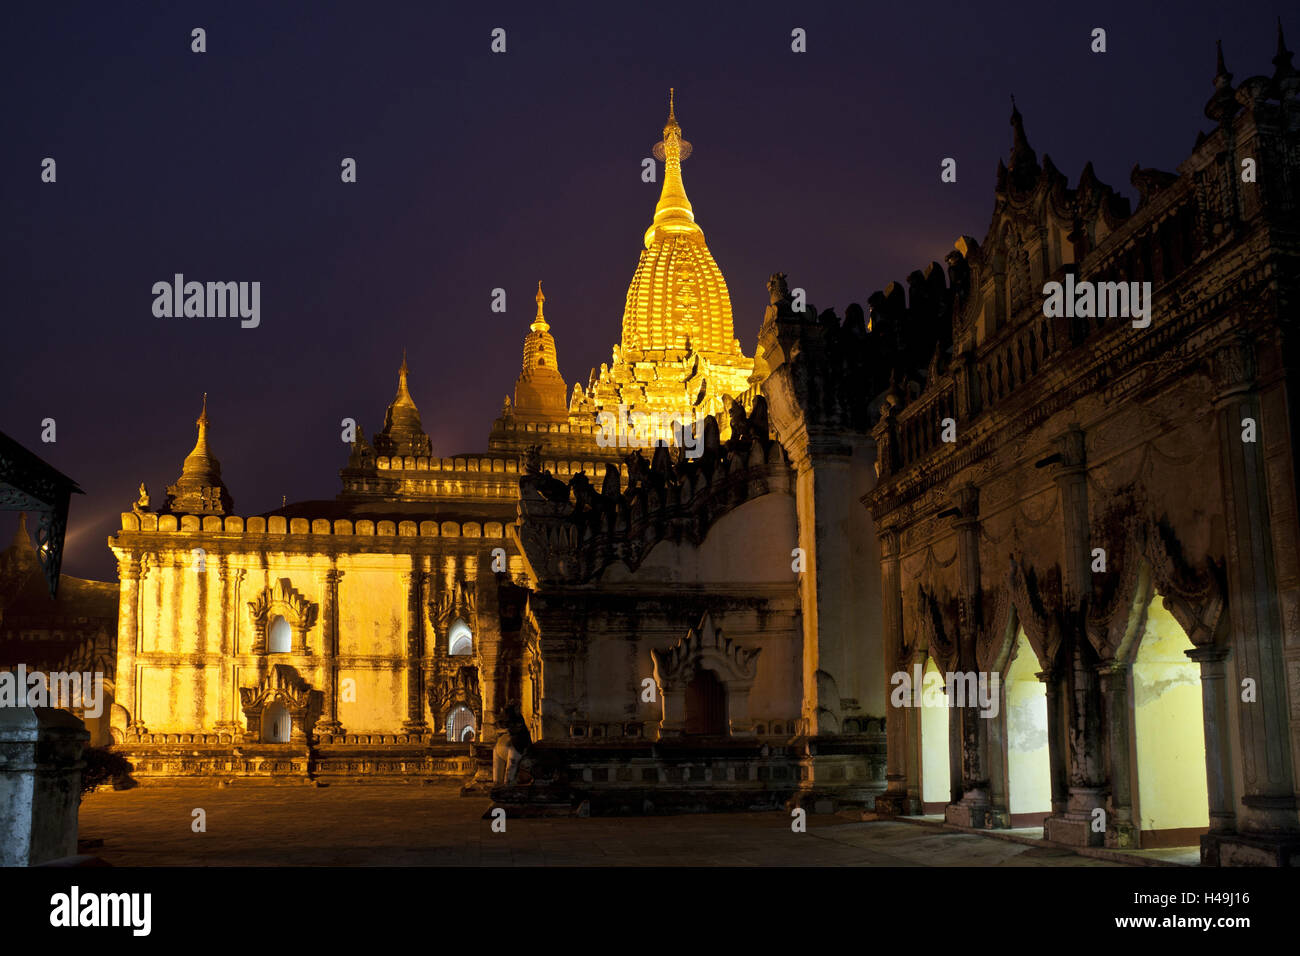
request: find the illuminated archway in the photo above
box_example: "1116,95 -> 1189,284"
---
268,615 -> 292,654
446,704 -> 476,742
449,619 -> 473,657
1131,590 -> 1209,846
920,656 -> 950,811
262,701 -> 291,743
1005,627 -> 1051,825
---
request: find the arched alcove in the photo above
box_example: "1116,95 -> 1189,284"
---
268,615 -> 292,654
262,701 -> 292,743
920,656 -> 951,812
1005,627 -> 1051,825
449,619 -> 473,657
446,704 -> 476,741
1132,590 -> 1209,846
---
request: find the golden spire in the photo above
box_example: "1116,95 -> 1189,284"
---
531,281 -> 549,333
647,87 -> 698,247
167,393 -> 233,515
376,350 -> 431,458
183,393 -> 214,476
392,349 -> 416,409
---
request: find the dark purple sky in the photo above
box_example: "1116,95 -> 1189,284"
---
1,1 -> 1290,580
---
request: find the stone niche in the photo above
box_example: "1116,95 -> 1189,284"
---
653,613 -> 760,736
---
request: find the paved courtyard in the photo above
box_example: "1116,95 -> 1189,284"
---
77,783 -> 1133,866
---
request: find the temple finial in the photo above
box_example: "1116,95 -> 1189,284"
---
393,351 -> 415,407
648,89 -> 696,245
532,281 -> 549,332
1215,39 -> 1230,80
1274,18 -> 1294,75
167,391 -> 231,515
1007,94 -> 1034,170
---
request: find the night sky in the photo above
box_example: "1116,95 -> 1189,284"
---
1,1 -> 1290,580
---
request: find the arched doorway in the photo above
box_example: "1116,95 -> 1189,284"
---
1131,590 -> 1209,846
920,656 -> 950,813
262,701 -> 291,743
446,704 -> 476,742
685,669 -> 726,735
1005,627 -> 1051,826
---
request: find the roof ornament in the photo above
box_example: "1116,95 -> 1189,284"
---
531,281 -> 550,333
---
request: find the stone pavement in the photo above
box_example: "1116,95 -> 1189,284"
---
76,783 -> 1131,866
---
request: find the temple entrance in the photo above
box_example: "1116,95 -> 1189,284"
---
446,704 -> 476,742
1131,590 -> 1209,847
1004,627 -> 1051,826
920,656 -> 950,813
262,701 -> 291,743
685,668 -> 726,735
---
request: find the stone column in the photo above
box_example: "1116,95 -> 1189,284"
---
875,529 -> 916,814
214,564 -> 242,733
292,622 -> 311,655
314,567 -> 343,736
112,555 -> 141,738
1210,333 -> 1300,850
1040,668 -> 1068,816
1186,644 -> 1237,853
0,708 -> 89,866
402,567 -> 428,734
1098,660 -> 1137,848
947,484 -> 994,828
908,648 -> 927,810
985,685 -> 1010,827
787,429 -> 855,735
1043,427 -> 1106,847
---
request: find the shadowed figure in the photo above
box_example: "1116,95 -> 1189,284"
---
492,703 -> 533,785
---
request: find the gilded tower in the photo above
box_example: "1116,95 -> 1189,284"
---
373,353 -> 433,459
587,91 -> 754,431
512,282 -> 569,423
164,395 -> 233,515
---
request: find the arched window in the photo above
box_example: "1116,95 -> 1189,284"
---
449,619 -> 473,657
268,615 -> 292,654
447,705 -> 476,742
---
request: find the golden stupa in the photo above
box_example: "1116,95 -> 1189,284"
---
588,90 -> 754,431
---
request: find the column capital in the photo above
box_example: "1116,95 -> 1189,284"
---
949,482 -> 980,526
1094,658 -> 1130,677
1185,644 -> 1232,665
1043,425 -> 1086,480
1209,330 -> 1257,399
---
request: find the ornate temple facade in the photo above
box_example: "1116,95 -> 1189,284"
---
863,39 -> 1300,866
104,96 -> 884,803
95,35 -> 1300,864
